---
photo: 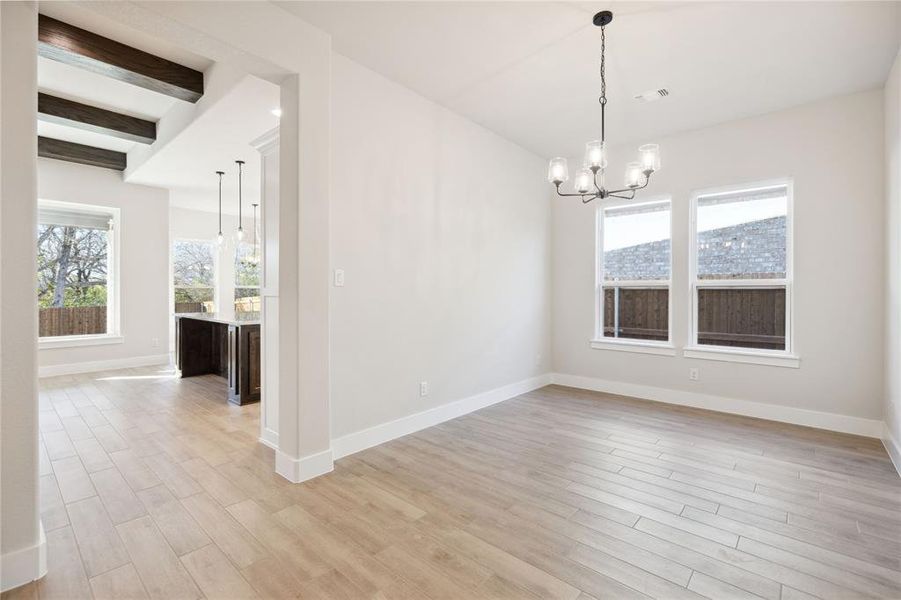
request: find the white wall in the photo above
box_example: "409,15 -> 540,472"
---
37,159 -> 170,374
329,54 -> 552,441
554,90 -> 885,427
885,50 -> 901,467
0,1 -> 45,592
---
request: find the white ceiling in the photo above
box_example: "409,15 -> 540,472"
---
279,1 -> 901,158
127,75 -> 280,215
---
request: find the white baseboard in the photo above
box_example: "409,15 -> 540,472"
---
332,373 -> 554,460
259,428 -> 279,451
883,422 -> 901,477
552,373 -> 884,439
39,354 -> 171,378
275,448 -> 333,483
1,523 -> 47,593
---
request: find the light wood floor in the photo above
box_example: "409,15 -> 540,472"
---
3,365 -> 901,600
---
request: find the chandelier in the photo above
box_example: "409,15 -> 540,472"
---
547,10 -> 660,203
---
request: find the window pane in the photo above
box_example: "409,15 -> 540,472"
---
37,223 -> 108,337
234,242 -> 260,315
603,287 -> 668,341
234,287 -> 261,315
603,201 -> 670,281
697,287 -> 786,350
235,242 -> 260,287
173,240 -> 215,314
696,186 -> 787,280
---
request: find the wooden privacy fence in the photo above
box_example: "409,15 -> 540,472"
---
175,302 -> 206,314
603,286 -> 786,350
39,306 -> 106,337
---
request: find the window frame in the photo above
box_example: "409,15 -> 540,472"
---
172,237 -> 218,314
37,199 -> 121,349
592,194 -> 675,356
684,178 -> 799,368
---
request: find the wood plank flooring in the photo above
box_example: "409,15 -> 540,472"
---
3,365 -> 900,599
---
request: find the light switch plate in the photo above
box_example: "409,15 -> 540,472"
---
334,269 -> 345,287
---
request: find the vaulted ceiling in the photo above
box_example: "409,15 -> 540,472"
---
279,1 -> 901,158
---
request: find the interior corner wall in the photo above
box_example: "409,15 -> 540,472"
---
553,89 -> 885,426
884,49 -> 901,467
37,159 -> 170,374
329,53 -> 553,442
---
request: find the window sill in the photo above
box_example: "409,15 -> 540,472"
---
590,339 -> 676,356
39,335 -> 123,350
683,345 -> 800,368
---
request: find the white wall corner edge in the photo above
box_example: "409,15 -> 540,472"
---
331,372 -> 554,461
38,354 -> 171,378
275,448 -> 334,483
882,422 -> 901,477
0,522 -> 47,593
551,373 -> 884,439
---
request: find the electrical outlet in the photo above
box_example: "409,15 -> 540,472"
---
420,381 -> 429,397
151,337 -> 160,348
689,367 -> 699,381
334,269 -> 345,287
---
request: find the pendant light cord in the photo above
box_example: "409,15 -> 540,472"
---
216,170 -> 224,236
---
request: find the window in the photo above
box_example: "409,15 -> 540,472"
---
173,239 -> 216,314
234,241 -> 261,314
37,200 -> 119,343
688,181 -> 796,365
595,199 -> 672,352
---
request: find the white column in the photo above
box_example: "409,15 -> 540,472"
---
1,1 -> 46,591
251,127 -> 280,449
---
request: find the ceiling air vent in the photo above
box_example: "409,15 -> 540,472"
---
634,88 -> 669,103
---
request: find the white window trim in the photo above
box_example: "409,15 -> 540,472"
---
39,334 -> 124,349
594,195 -> 673,352
686,178 -> 796,366
37,199 -> 121,347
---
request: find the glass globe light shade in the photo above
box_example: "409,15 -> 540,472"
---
584,140 -> 606,170
638,143 -> 660,174
547,157 -> 569,184
625,162 -> 644,188
574,168 -> 593,194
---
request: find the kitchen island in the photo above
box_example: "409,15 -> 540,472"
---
174,312 -> 261,405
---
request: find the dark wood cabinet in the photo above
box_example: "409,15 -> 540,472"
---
175,314 -> 261,405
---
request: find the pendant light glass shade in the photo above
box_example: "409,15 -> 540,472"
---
548,157 -> 569,184
624,162 -> 643,188
638,143 -> 660,174
584,140 -> 606,170
574,168 -> 593,194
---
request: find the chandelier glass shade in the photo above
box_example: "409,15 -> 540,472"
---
548,10 -> 660,203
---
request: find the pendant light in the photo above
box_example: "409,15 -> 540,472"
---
251,202 -> 260,264
215,170 -> 225,245
547,10 -> 660,203
235,159 -> 245,242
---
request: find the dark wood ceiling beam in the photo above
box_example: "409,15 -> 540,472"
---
38,93 -> 156,144
38,137 -> 127,171
38,14 -> 204,103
